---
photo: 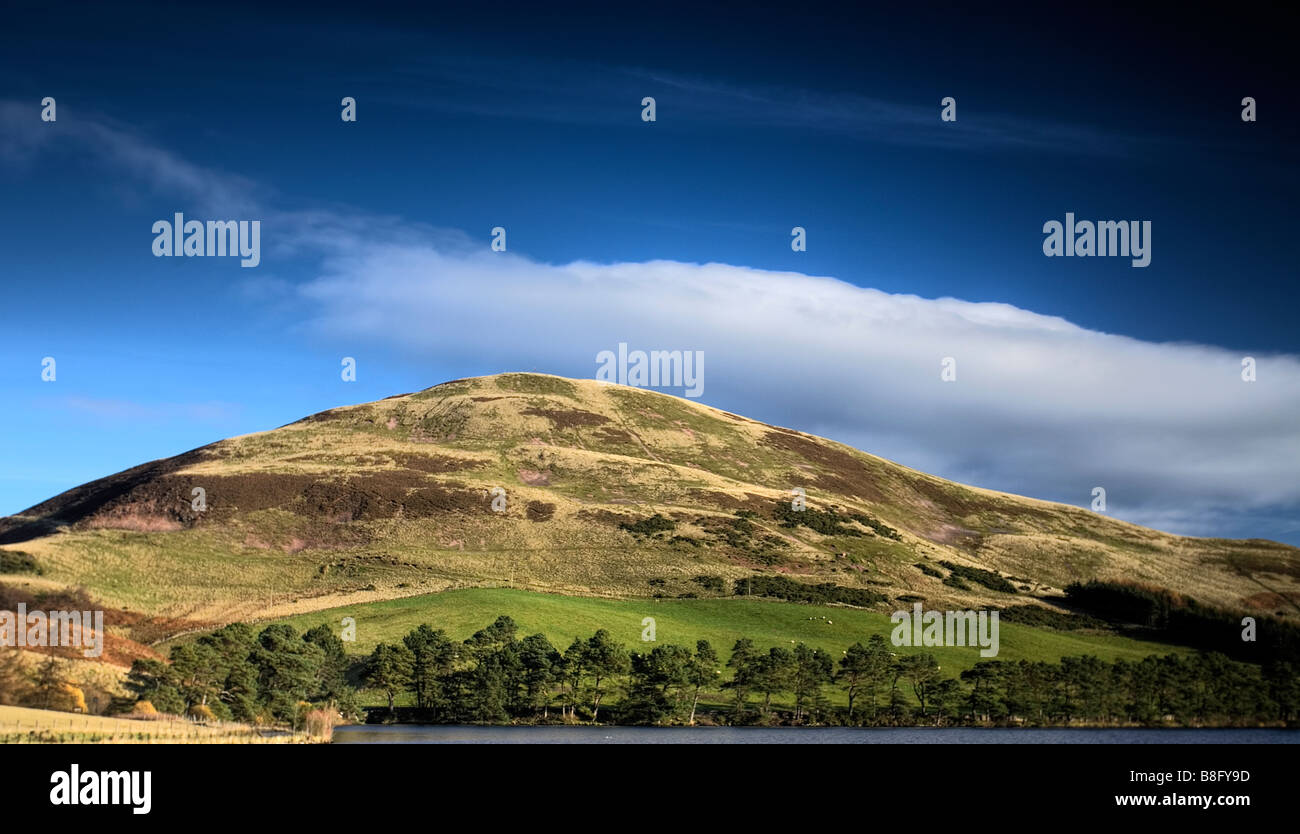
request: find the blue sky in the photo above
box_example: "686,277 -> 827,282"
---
1,2 -> 1297,543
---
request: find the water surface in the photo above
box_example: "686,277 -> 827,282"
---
333,725 -> 1297,744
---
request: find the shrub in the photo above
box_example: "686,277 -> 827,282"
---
188,703 -> 216,721
691,575 -> 725,593
772,503 -> 860,536
733,575 -> 887,607
849,513 -> 903,541
131,700 -> 159,717
999,605 -> 1107,631
771,502 -> 901,540
59,683 -> 87,713
937,561 -> 1016,594
293,700 -> 314,731
0,551 -> 41,575
620,514 -> 677,536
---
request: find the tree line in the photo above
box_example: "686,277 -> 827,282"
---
106,615 -> 1300,728
359,616 -> 1300,727
122,622 -> 358,728
1064,580 -> 1300,666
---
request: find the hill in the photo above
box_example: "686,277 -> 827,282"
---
2,373 -> 1297,634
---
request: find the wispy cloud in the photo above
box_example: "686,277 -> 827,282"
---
632,69 -> 1144,154
367,56 -> 1151,156
0,100 -> 262,216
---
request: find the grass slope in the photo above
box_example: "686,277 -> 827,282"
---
261,587 -> 1191,678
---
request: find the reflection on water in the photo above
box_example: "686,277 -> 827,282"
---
333,725 -> 1297,744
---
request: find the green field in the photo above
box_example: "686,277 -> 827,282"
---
261,587 -> 1191,677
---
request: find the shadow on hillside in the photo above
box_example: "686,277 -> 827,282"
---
0,446 -> 213,545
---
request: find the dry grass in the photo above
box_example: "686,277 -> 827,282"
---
0,705 -> 320,744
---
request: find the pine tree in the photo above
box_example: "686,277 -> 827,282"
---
686,640 -> 719,725
364,642 -> 414,714
583,629 -> 629,722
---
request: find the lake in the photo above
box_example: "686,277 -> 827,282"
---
333,725 -> 1298,744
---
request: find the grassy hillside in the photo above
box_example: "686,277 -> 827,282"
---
2,372 -> 1296,638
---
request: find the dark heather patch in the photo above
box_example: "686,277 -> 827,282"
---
521,407 -> 611,428
592,426 -> 635,445
904,477 -> 1007,519
293,408 -> 347,425
295,473 -> 480,521
31,470 -> 486,533
903,477 -> 1063,535
758,430 -> 888,504
132,473 -> 318,524
526,501 -> 556,522
391,453 -> 484,473
685,490 -> 771,514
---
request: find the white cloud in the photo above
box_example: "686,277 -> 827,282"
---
0,100 -> 262,216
